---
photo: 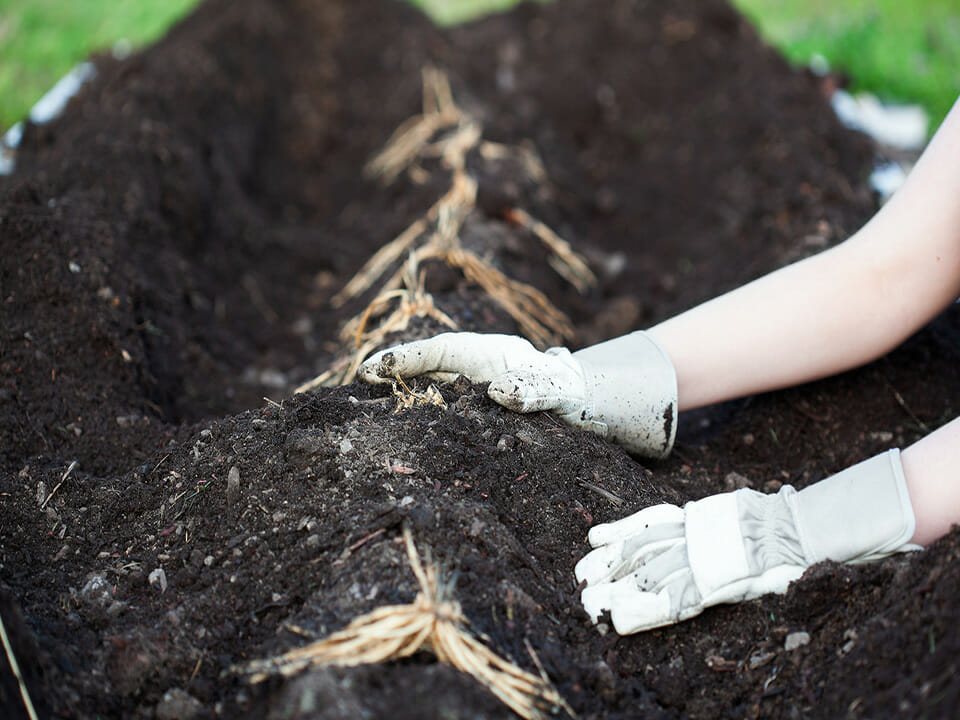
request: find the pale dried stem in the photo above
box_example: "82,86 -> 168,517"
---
0,612 -> 39,720
302,67 -> 592,390
507,208 -> 596,294
331,218 -> 428,308
365,66 -> 462,183
449,248 -> 575,347
332,169 -> 477,310
391,376 -> 447,412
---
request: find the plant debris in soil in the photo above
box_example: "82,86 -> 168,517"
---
1,0 -> 959,718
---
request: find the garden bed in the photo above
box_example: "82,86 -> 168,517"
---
1,0 -> 958,718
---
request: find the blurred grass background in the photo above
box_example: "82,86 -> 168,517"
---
0,0 -> 957,132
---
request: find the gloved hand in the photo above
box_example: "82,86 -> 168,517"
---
575,449 -> 922,634
358,331 -> 678,458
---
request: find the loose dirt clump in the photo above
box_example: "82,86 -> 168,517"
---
2,0 -> 959,718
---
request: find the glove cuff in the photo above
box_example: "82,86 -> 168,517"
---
684,491 -> 751,600
571,331 -> 678,459
795,448 -> 921,563
683,448 -> 920,602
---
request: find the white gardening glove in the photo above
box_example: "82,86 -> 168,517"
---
358,331 -> 678,458
575,449 -> 922,634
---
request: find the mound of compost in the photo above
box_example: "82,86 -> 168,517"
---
2,0 -> 958,718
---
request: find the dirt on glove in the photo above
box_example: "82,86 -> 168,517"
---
1,0 -> 958,718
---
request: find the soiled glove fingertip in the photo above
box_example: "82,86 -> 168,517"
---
358,351 -> 397,384
609,587 -> 678,635
580,584 -> 613,624
573,555 -> 593,586
487,377 -> 528,412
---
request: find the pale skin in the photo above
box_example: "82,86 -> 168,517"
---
647,97 -> 960,546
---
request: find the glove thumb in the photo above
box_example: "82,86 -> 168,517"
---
487,349 -> 585,415
487,369 -> 570,413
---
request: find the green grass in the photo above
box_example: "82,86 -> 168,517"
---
1,0 -> 957,132
0,0 -> 198,130
732,0 -> 960,130
408,0 -> 546,25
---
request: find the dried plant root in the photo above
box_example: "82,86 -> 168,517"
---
241,528 -> 573,720
392,376 -> 446,412
447,247 -> 575,348
505,208 -> 597,295
331,168 -> 478,309
364,66 -> 464,184
331,218 -> 429,308
302,67 -> 596,390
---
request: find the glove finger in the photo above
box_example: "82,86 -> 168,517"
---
359,333 -> 537,384
611,567 -> 703,635
575,542 -> 629,587
576,532 -> 683,586
580,582 -> 617,624
487,367 -> 581,415
423,371 -> 462,383
587,504 -> 684,548
609,586 -> 676,634
701,564 -> 805,607
582,579 -> 677,634
624,543 -> 690,593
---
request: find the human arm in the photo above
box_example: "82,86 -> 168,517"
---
902,415 -> 960,545
650,97 -> 960,410
360,100 -> 960,457
359,330 -> 678,458
575,101 -> 960,632
576,414 -> 960,633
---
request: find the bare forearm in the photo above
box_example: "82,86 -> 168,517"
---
649,99 -> 960,412
648,242 -> 899,410
902,416 -> 960,545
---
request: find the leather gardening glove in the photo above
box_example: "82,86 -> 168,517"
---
575,449 -> 922,634
358,331 -> 678,458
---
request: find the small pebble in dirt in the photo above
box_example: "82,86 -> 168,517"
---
81,574 -> 111,606
148,568 -> 168,593
155,688 -> 203,720
784,631 -> 811,651
840,628 -> 858,655
748,651 -> 776,669
226,466 -> 240,507
339,438 -> 354,453
724,471 -> 750,491
496,435 -> 515,452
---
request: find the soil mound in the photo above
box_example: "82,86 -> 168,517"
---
2,0 -> 958,718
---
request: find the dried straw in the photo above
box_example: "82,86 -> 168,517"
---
242,528 -> 573,720
300,66 -> 595,391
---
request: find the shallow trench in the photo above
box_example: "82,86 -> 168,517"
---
3,1 -> 960,719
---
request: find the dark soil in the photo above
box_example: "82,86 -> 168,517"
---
2,0 -> 958,718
